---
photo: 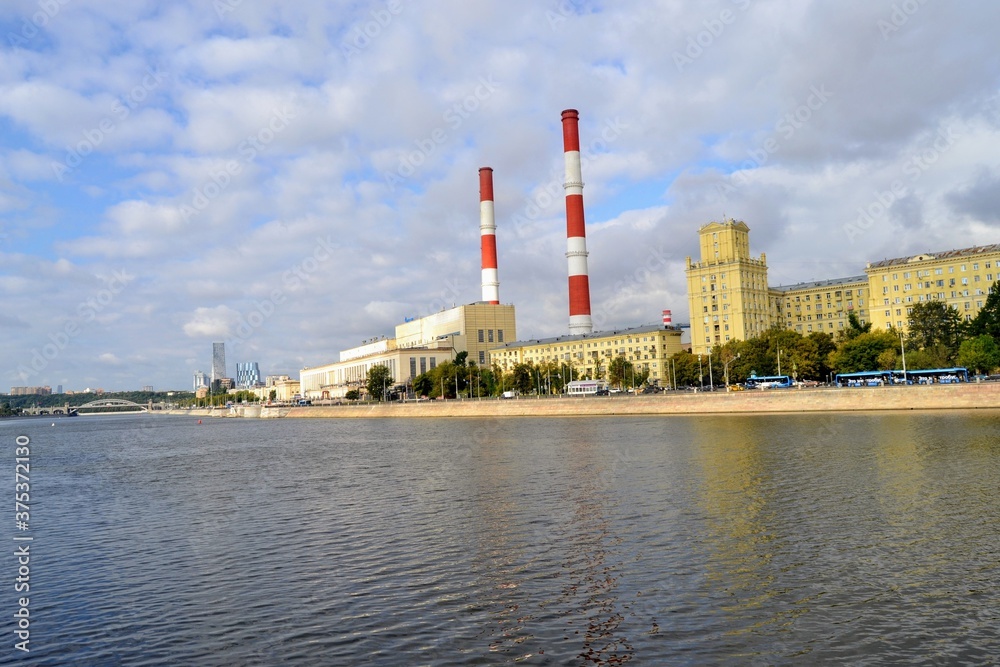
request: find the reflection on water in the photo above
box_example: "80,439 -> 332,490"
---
5,412 -> 1000,665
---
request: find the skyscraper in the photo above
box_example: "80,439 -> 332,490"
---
236,362 -> 261,388
193,370 -> 210,392
212,342 -> 227,384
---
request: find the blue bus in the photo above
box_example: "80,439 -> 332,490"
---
835,370 -> 893,387
745,374 -> 793,389
892,367 -> 969,385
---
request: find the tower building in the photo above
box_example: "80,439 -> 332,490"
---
686,219 -> 770,355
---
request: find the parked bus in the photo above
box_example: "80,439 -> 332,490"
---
744,374 -> 793,389
835,370 -> 893,387
566,380 -> 609,396
892,367 -> 969,385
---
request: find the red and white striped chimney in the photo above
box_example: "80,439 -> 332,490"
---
662,309 -> 673,327
479,167 -> 500,305
562,109 -> 593,334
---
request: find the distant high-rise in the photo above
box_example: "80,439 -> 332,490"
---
212,342 -> 227,383
236,362 -> 261,388
193,370 -> 210,392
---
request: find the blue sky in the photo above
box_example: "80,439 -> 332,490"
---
2,0 -> 1000,391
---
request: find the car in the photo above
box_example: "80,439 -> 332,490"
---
593,388 -> 610,396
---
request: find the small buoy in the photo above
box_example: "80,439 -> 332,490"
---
197,419 -> 202,424
51,422 -> 55,426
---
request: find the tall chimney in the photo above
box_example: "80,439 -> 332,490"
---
479,167 -> 500,305
562,109 -> 593,334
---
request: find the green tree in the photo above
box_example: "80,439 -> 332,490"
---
412,373 -> 433,397
842,311 -> 872,341
608,356 -> 634,389
956,335 -> 1000,374
365,364 -> 394,401
828,331 -> 898,374
268,389 -> 277,402
906,301 -> 962,359
968,280 -> 1000,341
511,363 -> 534,394
669,350 -> 703,388
345,389 -> 360,400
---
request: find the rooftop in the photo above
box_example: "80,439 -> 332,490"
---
770,274 -> 869,293
492,324 -> 682,351
865,244 -> 1000,269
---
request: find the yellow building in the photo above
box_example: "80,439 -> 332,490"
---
685,221 -> 999,346
769,275 -> 870,336
489,324 -> 686,388
864,245 -> 1000,330
686,219 -> 770,355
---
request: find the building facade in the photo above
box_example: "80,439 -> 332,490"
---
489,324 -> 686,388
770,275 -> 870,337
192,370 -> 209,392
686,220 -> 998,354
300,302 -> 517,399
211,342 -> 227,384
236,362 -> 261,388
686,219 -> 770,354
864,245 -> 1000,330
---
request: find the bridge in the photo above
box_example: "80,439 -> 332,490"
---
74,399 -> 149,414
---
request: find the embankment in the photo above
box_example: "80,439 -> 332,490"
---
266,382 -> 1000,419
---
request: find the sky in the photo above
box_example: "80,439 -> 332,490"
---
2,0 -> 1000,392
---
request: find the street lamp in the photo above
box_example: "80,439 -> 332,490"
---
899,329 -> 907,382
698,354 -> 704,391
708,354 -> 714,391
777,348 -> 782,376
724,352 -> 741,390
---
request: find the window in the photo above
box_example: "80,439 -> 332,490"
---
478,329 -> 484,343
429,358 -> 437,370
479,351 -> 485,365
410,358 -> 417,378
420,357 -> 427,374
488,330 -> 494,343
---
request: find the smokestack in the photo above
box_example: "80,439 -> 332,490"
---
562,109 -> 593,334
662,309 -> 673,328
479,167 -> 500,305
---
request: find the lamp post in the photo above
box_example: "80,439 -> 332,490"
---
698,354 -> 704,391
724,352 -> 741,390
777,348 -> 782,376
899,329 -> 907,382
708,354 -> 714,391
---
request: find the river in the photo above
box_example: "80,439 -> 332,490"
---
2,412 -> 998,665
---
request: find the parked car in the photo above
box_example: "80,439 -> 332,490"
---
593,388 -> 610,396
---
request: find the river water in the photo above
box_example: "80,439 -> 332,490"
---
2,412 -> 998,666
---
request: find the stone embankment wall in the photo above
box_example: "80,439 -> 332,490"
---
274,383 -> 1000,419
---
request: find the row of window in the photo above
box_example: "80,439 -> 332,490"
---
880,262 -> 992,281
476,329 -> 505,343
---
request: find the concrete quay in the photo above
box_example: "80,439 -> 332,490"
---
247,382 -> 1000,419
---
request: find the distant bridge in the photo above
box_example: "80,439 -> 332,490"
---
74,399 -> 148,414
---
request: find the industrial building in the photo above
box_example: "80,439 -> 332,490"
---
299,166 -> 516,400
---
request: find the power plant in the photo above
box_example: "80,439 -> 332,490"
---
299,108 -> 683,399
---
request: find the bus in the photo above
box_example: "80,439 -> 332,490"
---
834,370 -> 893,387
892,367 -> 969,385
566,380 -> 609,396
744,375 -> 793,389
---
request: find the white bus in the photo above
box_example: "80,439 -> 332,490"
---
566,380 -> 609,396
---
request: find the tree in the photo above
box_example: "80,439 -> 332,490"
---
365,364 -> 394,401
608,356 -> 634,389
906,301 -> 962,360
828,331 -> 897,374
345,390 -> 360,400
968,280 -> 1000,341
412,373 -> 433,398
957,335 -> 1000,375
511,363 -> 534,394
841,311 -> 872,341
268,389 -> 277,402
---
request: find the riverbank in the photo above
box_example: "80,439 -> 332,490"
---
167,382 -> 1000,419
